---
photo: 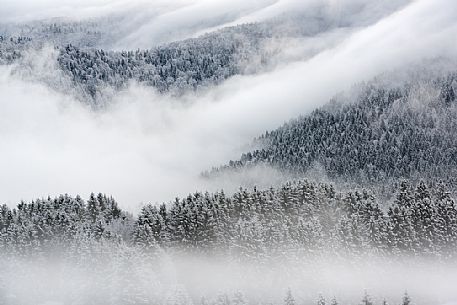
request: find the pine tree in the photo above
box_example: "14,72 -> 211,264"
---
402,292 -> 411,305
284,288 -> 296,305
361,292 -> 373,305
317,294 -> 326,305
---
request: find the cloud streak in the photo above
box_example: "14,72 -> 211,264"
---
1,0 -> 412,48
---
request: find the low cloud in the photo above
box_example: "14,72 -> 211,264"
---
0,0 -> 457,212
2,251 -> 457,305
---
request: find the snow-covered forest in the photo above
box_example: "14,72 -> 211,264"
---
1,0 -> 457,304
2,180 -> 457,259
211,73 -> 457,187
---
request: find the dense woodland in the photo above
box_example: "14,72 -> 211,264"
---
0,23 -> 285,100
0,17 -> 334,101
0,27 -> 269,100
54,14 -> 335,97
212,74 -> 457,187
0,179 -> 444,303
135,180 -> 457,259
56,25 -> 269,97
1,180 -> 456,260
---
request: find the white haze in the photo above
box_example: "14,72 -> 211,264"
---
1,0 -> 411,48
2,1 -> 457,305
2,251 -> 457,305
1,0 -> 457,212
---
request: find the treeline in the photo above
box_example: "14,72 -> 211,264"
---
18,20 -> 105,47
134,180 -> 457,259
211,73 -> 457,186
0,193 -> 134,256
1,180 -> 457,259
198,290 -> 413,305
0,19 -> 110,48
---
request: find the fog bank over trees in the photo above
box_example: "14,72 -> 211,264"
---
1,0 -> 457,304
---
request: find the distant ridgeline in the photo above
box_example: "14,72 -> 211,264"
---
0,23 -> 280,101
0,19 -> 109,47
1,180 -> 457,260
210,73 -> 457,188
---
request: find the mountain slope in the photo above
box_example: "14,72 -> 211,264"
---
211,72 -> 457,187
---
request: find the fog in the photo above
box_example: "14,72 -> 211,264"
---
2,249 -> 457,305
1,0 -> 411,48
2,1 -> 457,305
1,0 -> 457,211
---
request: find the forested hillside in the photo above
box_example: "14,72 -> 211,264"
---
0,16 -> 337,102
56,24 -> 271,98
212,73 -> 457,187
0,24 -> 276,101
